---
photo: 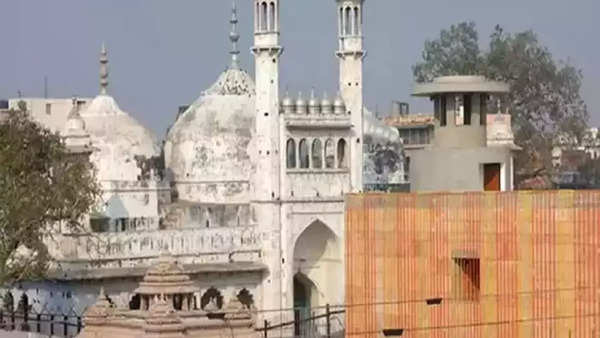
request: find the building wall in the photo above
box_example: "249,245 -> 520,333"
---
346,191 -> 600,338
410,146 -> 514,192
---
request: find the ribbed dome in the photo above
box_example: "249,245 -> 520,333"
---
164,68 -> 256,203
80,95 -> 160,182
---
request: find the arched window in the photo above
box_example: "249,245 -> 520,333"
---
339,8 -> 344,36
200,287 -> 223,310
354,7 -> 359,35
269,2 -> 276,31
261,2 -> 268,32
255,2 -> 260,31
325,139 -> 335,169
299,139 -> 309,169
237,288 -> 255,309
287,139 -> 296,169
337,139 -> 347,169
312,139 -> 323,169
345,7 -> 352,36
129,294 -> 141,310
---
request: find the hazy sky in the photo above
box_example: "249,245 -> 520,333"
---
1,0 -> 598,137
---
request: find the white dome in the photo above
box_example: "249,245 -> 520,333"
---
80,95 -> 160,182
165,67 -> 256,203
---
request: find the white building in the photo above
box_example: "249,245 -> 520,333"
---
4,0 -> 404,328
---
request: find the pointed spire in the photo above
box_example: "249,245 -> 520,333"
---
229,1 -> 240,69
99,43 -> 109,95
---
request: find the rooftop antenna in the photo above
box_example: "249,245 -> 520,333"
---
44,76 -> 48,99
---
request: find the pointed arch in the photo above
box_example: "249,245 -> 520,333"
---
339,7 -> 344,36
269,2 -> 276,31
200,287 -> 223,310
312,139 -> 323,169
337,139 -> 348,169
354,7 -> 360,35
299,139 -> 309,169
344,7 -> 352,35
325,139 -> 335,169
237,288 -> 254,309
287,138 -> 297,169
261,2 -> 268,32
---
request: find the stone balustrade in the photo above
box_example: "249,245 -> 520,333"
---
51,226 -> 263,268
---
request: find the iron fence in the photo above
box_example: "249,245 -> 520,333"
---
0,309 -> 83,337
259,304 -> 345,338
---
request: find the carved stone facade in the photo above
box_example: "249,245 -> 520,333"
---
3,0 -> 405,328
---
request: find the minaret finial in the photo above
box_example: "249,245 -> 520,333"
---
99,43 -> 109,95
229,1 -> 240,69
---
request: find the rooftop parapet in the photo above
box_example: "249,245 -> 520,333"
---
412,75 -> 509,97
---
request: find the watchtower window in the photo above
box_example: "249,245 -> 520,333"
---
440,96 -> 447,126
480,94 -> 488,125
463,94 -> 472,125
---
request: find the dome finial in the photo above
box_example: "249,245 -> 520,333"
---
229,1 -> 240,69
99,42 -> 109,95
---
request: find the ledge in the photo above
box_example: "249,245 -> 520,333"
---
46,261 -> 268,281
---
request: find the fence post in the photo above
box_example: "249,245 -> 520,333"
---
77,316 -> 82,333
0,310 -> 3,326
23,307 -> 29,331
326,304 -> 331,338
36,314 -> 41,333
263,319 -> 268,338
10,311 -> 15,330
63,315 -> 68,336
50,315 -> 54,336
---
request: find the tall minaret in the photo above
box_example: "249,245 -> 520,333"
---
251,0 -> 283,314
99,43 -> 109,95
336,0 -> 364,191
251,0 -> 282,203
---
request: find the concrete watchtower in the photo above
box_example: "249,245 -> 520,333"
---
336,0 -> 365,192
410,75 -> 519,192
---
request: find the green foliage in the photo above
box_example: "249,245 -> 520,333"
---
413,22 -> 589,185
412,22 -> 483,82
0,106 -> 100,285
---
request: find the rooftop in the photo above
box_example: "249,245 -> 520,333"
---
412,75 -> 510,97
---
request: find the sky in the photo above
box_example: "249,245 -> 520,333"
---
1,0 -> 598,137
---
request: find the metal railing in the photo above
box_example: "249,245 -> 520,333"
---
0,309 -> 83,337
259,304 -> 345,338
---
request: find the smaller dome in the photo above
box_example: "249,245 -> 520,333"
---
308,90 -> 320,114
296,92 -> 307,114
321,94 -> 332,107
282,93 -> 294,107
334,93 -> 346,114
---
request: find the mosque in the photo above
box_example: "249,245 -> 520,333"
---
3,0 -> 405,325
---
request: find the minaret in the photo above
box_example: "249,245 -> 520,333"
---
251,0 -> 282,203
251,0 -> 283,315
336,0 -> 365,191
229,2 -> 241,69
99,43 -> 109,95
